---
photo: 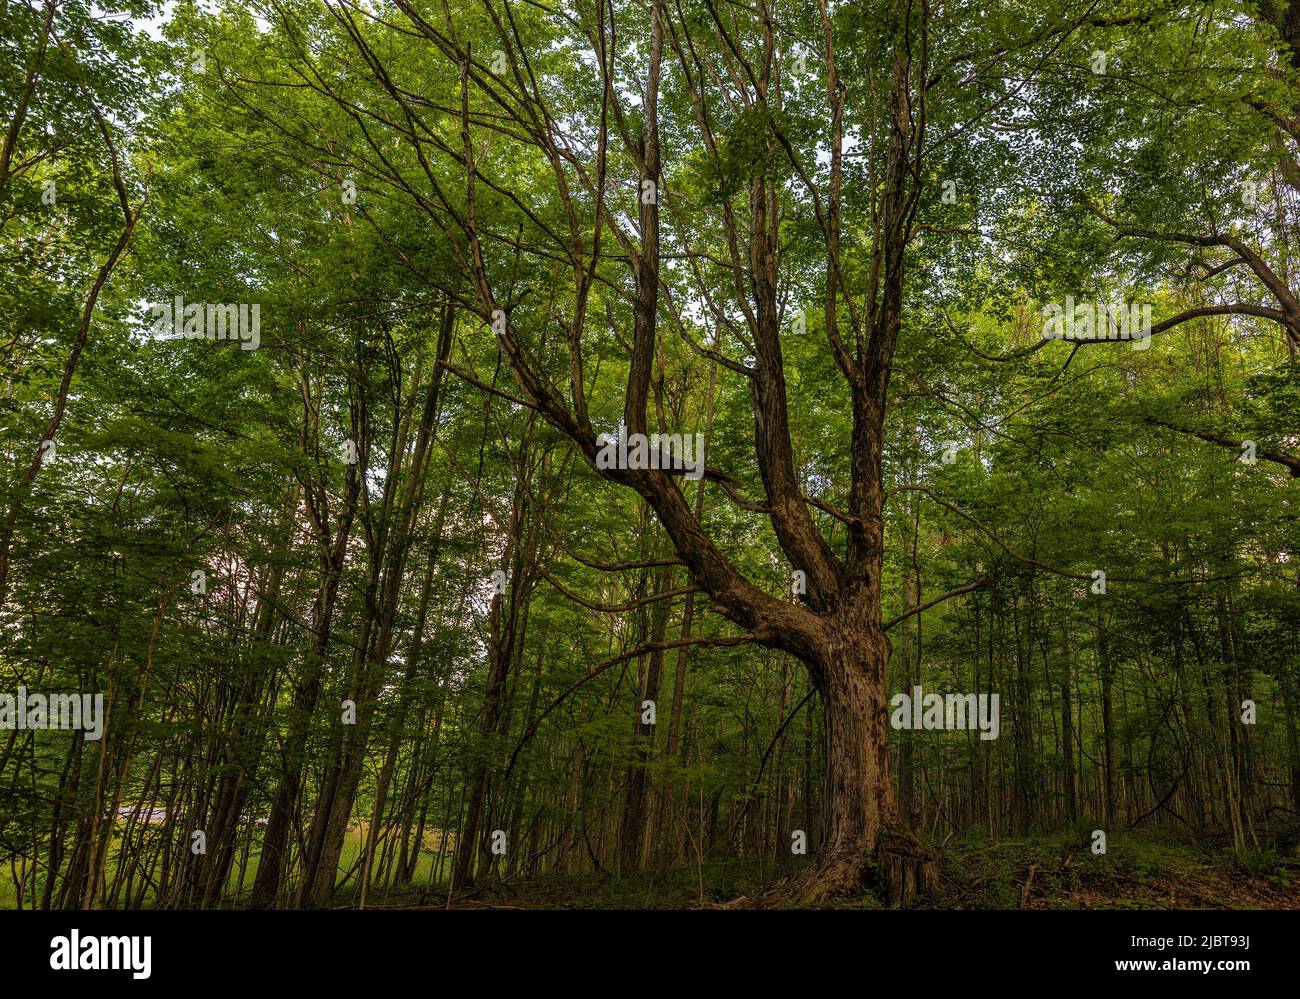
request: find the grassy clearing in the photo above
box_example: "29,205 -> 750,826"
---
2,821 -> 457,910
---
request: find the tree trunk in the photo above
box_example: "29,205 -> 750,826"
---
785,607 -> 937,906
619,562 -> 670,874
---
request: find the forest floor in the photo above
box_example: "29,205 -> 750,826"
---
392,832 -> 1300,910
6,829 -> 1295,909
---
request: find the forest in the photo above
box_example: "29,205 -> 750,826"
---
0,0 -> 1298,912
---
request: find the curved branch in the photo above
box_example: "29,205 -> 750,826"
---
890,484 -> 1244,586
1145,417 -> 1300,477
884,574 -> 991,630
503,629 -> 768,781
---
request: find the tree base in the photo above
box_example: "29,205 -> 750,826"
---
732,825 -> 941,908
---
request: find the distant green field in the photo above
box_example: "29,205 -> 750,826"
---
2,823 -> 457,909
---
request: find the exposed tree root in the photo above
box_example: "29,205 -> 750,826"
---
720,826 -> 941,908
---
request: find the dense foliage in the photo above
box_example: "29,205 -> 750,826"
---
1,0 -> 1297,908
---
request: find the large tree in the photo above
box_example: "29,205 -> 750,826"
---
199,0 -> 1299,902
